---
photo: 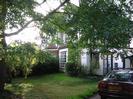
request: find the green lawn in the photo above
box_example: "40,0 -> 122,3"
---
7,73 -> 99,99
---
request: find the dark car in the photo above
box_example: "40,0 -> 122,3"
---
98,69 -> 133,99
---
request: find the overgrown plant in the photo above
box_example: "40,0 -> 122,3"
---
31,54 -> 59,76
6,42 -> 49,78
68,41 -> 81,66
65,62 -> 79,76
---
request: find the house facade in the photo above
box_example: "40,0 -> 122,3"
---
48,33 -> 133,75
47,45 -> 133,75
59,48 -> 125,75
80,49 -> 124,75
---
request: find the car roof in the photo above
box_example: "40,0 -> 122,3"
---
112,68 -> 133,73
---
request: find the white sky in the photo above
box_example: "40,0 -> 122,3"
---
6,0 -> 79,45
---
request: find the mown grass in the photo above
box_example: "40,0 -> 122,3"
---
8,73 -> 99,99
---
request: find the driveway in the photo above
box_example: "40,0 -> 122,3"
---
89,94 -> 100,99
89,94 -> 112,99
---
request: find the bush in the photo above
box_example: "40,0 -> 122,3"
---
65,62 -> 79,77
78,66 -> 89,77
11,55 -> 59,77
31,57 -> 59,76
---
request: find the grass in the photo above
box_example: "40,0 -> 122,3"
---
7,73 -> 99,99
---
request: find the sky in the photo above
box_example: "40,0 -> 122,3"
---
5,0 -> 79,45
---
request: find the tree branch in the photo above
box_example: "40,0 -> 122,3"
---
42,0 -> 70,20
5,0 -> 70,37
37,0 -> 46,5
5,20 -> 34,37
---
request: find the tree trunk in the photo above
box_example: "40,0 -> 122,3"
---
0,60 -> 11,92
0,0 -> 10,92
89,49 -> 93,75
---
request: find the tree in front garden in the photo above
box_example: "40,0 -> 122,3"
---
43,0 -> 133,73
77,0 -> 133,73
62,0 -> 133,51
0,0 -> 70,92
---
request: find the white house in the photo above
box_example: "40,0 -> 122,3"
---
58,47 -> 132,75
80,49 -> 124,75
57,34 -> 133,75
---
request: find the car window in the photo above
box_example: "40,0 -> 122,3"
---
108,71 -> 133,82
115,73 -> 130,81
129,73 -> 133,81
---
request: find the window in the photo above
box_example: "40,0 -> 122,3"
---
60,51 -> 66,63
108,71 -> 133,82
60,51 -> 67,68
114,63 -> 119,70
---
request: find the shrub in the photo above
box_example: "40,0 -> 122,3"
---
65,62 -> 79,77
31,56 -> 59,76
78,66 -> 89,77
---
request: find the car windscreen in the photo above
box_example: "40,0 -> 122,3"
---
107,71 -> 133,82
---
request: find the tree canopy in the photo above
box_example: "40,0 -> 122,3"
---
45,0 -> 133,53
78,0 -> 133,50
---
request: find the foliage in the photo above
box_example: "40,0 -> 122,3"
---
67,40 -> 81,74
0,0 -> 69,33
5,42 -> 49,78
68,41 -> 81,64
31,54 -> 59,76
77,0 -> 133,50
65,62 -> 80,76
41,2 -> 79,39
45,0 -> 133,52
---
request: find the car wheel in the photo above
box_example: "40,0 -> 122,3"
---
101,95 -> 107,99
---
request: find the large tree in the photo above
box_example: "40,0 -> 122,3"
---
78,0 -> 133,50
46,0 -> 133,49
0,0 -> 70,91
43,0 -> 133,73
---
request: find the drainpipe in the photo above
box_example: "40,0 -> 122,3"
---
106,55 -> 109,73
111,54 -> 113,70
123,58 -> 125,69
